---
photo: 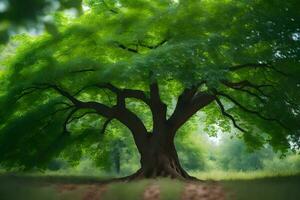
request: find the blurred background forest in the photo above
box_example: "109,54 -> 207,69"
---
2,120 -> 298,180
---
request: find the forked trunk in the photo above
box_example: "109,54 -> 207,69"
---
118,82 -> 206,181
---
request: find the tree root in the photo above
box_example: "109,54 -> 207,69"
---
117,166 -> 202,182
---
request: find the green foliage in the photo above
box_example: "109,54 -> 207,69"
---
0,0 -> 299,170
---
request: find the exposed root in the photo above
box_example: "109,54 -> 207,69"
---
117,166 -> 201,182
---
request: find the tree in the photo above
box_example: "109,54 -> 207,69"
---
0,0 -> 299,180
216,136 -> 274,171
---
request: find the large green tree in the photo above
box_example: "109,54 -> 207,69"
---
0,0 -> 299,179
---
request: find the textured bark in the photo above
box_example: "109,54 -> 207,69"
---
124,128 -> 197,180
138,141 -> 191,179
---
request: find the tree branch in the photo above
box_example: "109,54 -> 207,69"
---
63,108 -> 78,134
214,97 -> 246,132
168,90 -> 215,133
149,81 -> 168,133
50,104 -> 74,116
216,91 -> 290,130
221,81 -> 269,102
68,111 -> 98,123
221,80 -> 272,97
96,83 -> 150,105
100,118 -> 113,135
49,84 -> 149,148
17,85 -> 51,101
18,82 -> 149,150
229,63 -> 289,76
116,39 -> 168,54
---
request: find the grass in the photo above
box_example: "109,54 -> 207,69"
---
222,176 -> 300,200
0,172 -> 300,200
192,170 -> 300,180
102,180 -> 149,200
158,178 -> 184,200
102,178 -> 185,200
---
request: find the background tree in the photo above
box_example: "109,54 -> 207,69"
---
215,136 -> 273,171
0,0 -> 299,179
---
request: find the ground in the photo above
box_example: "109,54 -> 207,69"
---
0,174 -> 300,200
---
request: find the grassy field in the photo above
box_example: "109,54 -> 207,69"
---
0,173 -> 299,200
222,176 -> 300,200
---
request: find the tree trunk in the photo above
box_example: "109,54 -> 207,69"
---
126,131 -> 196,180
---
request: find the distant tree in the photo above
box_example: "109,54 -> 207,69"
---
216,136 -> 274,171
0,0 -> 299,180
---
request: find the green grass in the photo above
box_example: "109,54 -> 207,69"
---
157,178 -> 184,200
0,173 -> 300,200
222,176 -> 300,200
102,180 -> 150,200
192,170 -> 300,180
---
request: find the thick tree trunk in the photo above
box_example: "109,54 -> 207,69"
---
139,144 -> 190,179
125,131 -> 196,180
112,82 -> 210,181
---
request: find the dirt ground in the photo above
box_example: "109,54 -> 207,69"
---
55,181 -> 227,200
3,175 -> 299,200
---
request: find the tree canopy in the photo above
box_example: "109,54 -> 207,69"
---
0,0 -> 299,175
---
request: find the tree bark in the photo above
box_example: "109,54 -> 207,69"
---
121,83 -> 212,181
125,128 -> 195,180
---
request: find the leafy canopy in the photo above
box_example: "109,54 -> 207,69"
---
0,0 -> 299,169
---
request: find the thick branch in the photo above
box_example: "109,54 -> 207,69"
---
23,83 -> 149,149
19,83 -> 150,152
167,82 -> 209,132
96,83 -> 150,105
149,82 -> 167,133
168,90 -> 215,133
150,82 -> 164,104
